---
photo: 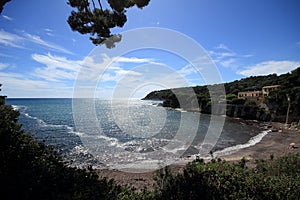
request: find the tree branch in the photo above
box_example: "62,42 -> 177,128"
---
97,0 -> 103,11
91,0 -> 96,10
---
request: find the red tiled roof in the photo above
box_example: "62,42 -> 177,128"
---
262,85 -> 280,89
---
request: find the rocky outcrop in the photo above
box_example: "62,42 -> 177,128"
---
226,105 -> 271,121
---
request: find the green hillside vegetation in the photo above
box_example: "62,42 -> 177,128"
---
1,96 -> 300,199
143,67 -> 300,122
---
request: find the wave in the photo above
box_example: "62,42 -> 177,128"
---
213,129 -> 271,157
12,105 -> 27,111
96,135 -> 121,147
12,105 -> 19,110
18,108 -> 85,137
174,108 -> 187,113
67,129 -> 271,169
14,106 -> 123,146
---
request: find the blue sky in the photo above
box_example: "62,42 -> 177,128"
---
0,0 -> 300,98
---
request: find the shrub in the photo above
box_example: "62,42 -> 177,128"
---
153,155 -> 300,200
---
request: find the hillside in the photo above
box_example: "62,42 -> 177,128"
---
143,67 -> 300,122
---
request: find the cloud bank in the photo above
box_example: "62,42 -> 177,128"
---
237,60 -> 300,76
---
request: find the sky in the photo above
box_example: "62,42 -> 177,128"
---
0,0 -> 300,98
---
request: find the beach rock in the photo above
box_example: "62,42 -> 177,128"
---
291,122 -> 298,129
124,147 -> 135,152
266,125 -> 273,129
271,128 -> 278,132
182,145 -> 199,157
139,146 -> 154,153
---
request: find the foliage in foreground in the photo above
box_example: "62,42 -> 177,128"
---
0,0 -> 10,14
67,0 -> 150,46
153,156 -> 300,200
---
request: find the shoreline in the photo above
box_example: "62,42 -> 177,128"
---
220,125 -> 300,163
96,122 -> 300,191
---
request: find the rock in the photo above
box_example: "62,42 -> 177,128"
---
124,147 -> 135,152
139,146 -> 154,153
291,122 -> 298,129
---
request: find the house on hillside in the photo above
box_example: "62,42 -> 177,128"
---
262,85 -> 281,96
237,85 -> 281,102
238,90 -> 263,102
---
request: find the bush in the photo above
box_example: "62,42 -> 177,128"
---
153,155 -> 300,200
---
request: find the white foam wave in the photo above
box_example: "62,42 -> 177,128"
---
23,113 -> 46,125
67,127 -> 86,137
96,135 -> 121,147
23,113 -> 65,129
21,110 -> 85,137
71,145 -> 89,155
12,105 -> 19,110
12,105 -> 27,111
175,108 -> 187,112
213,129 -> 271,157
162,144 -> 189,154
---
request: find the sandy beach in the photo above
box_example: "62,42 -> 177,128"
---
220,128 -> 300,163
96,122 -> 300,191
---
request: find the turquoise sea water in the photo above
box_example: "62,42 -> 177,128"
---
7,98 -> 265,170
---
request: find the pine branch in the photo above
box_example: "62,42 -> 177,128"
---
97,0 -> 103,11
91,0 -> 96,10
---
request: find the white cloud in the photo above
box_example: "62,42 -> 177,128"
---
220,58 -> 236,68
112,56 -> 153,63
209,51 -> 236,60
106,64 -> 190,99
44,28 -> 53,33
172,56 -> 214,86
77,54 -> 161,82
23,33 -> 73,54
32,53 -> 81,71
237,60 -> 300,76
2,53 -> 172,98
0,63 -> 9,70
177,64 -> 198,76
31,53 -> 157,85
44,28 -> 55,37
215,44 -> 232,52
209,45 -> 237,67
31,53 -> 81,81
78,55 -> 109,77
74,55 -> 166,98
0,29 -> 73,54
2,15 -> 13,21
0,29 -> 23,48
101,68 -> 142,83
115,69 -> 141,76
0,71 -> 73,98
209,43 -> 252,70
33,67 -> 77,82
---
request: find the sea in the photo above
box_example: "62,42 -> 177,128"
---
6,98 -> 269,172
